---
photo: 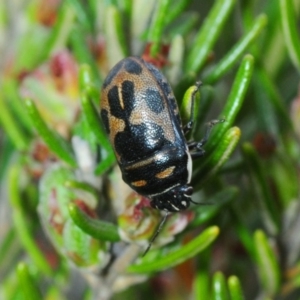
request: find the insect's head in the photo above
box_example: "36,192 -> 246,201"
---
150,185 -> 193,212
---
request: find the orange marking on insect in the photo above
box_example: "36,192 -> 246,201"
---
155,166 -> 175,179
109,116 -> 125,140
131,180 -> 147,187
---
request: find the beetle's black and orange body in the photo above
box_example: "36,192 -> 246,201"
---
100,57 -> 195,212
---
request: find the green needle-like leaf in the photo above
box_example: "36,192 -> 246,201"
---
204,54 -> 254,153
81,91 -> 111,152
212,272 -> 229,300
254,230 -> 280,296
12,210 -> 46,262
164,0 -> 193,26
24,99 -> 77,167
0,228 -> 20,273
127,226 -> 219,273
205,14 -> 267,84
228,276 -> 245,300
166,35 -> 185,85
66,0 -> 94,33
9,164 -> 53,276
279,0 -> 300,71
39,2 -> 76,64
104,6 -> 128,68
80,91 -> 115,174
79,64 -> 99,96
193,126 -> 241,187
70,28 -> 101,85
3,79 -> 34,134
17,263 -> 43,300
65,180 -> 99,198
68,203 -> 120,242
194,270 -> 210,300
180,82 -> 201,125
0,94 -> 28,150
148,0 -> 171,56
185,0 -> 236,74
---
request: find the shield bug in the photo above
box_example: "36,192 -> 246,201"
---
100,56 -> 222,254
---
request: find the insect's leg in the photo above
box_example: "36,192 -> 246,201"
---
190,148 -> 205,158
183,81 -> 202,134
142,212 -> 169,256
183,121 -> 193,135
189,119 -> 225,158
188,141 -> 204,156
197,119 -> 225,147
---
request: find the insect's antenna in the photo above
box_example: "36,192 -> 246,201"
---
190,199 -> 213,206
142,212 -> 170,257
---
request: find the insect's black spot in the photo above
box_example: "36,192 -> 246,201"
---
102,61 -> 123,89
107,82 -> 135,120
144,88 -> 165,114
100,109 -> 110,134
124,58 -> 143,75
115,122 -> 167,162
107,86 -> 122,119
